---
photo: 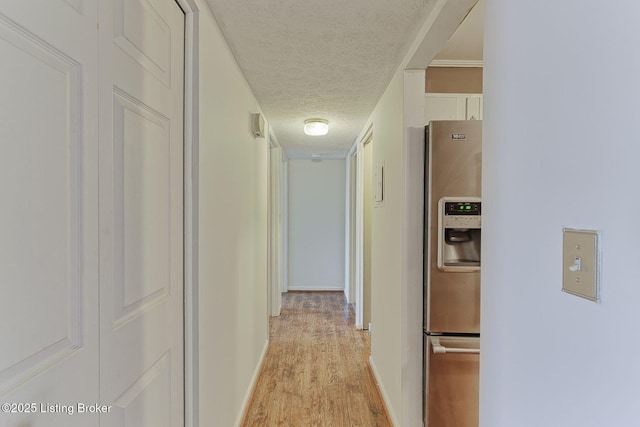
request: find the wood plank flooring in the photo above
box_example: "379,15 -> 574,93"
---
242,292 -> 392,427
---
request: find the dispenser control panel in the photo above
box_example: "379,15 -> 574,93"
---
442,201 -> 481,229
438,197 -> 482,271
444,202 -> 481,215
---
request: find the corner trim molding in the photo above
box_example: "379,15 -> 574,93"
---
172,2 -> 200,427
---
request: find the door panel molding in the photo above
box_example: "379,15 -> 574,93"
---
112,87 -> 172,328
112,351 -> 172,426
62,0 -> 83,14
0,10 -> 84,395
114,0 -> 172,85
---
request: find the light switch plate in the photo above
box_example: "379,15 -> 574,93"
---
562,228 -> 600,302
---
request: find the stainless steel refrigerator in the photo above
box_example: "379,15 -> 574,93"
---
423,120 -> 482,427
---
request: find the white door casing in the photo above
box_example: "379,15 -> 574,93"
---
348,153 -> 357,304
268,144 -> 282,316
0,1 -> 99,426
281,160 -> 289,293
362,138 -> 373,331
354,126 -> 372,330
98,0 -> 185,425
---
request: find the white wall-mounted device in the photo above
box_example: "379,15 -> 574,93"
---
251,113 -> 265,138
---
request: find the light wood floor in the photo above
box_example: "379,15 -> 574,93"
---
241,291 -> 392,427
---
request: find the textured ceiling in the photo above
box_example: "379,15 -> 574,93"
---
205,0 -> 440,158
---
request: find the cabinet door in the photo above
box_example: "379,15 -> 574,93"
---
425,93 -> 484,123
465,95 -> 483,120
425,94 -> 463,123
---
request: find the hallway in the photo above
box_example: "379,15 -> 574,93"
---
242,292 -> 391,426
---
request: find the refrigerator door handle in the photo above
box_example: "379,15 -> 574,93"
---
431,338 -> 480,354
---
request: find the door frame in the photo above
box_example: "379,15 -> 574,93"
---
353,124 -> 373,330
173,1 -> 199,426
345,149 -> 357,304
267,136 -> 283,317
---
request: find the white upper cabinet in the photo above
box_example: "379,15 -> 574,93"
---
425,93 -> 483,124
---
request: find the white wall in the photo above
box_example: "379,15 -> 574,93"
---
367,70 -> 404,426
288,159 -> 346,291
197,3 -> 269,426
481,1 -> 640,426
359,0 -> 476,424
400,70 -> 427,426
360,69 -> 425,427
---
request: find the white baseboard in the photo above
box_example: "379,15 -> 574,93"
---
287,285 -> 344,291
234,339 -> 269,427
368,355 -> 400,427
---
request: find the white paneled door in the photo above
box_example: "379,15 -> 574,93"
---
98,0 -> 185,426
0,0 -> 185,426
0,1 -> 99,426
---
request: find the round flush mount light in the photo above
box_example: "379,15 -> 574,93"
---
304,118 -> 329,136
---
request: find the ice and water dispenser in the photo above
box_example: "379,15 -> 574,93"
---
437,197 -> 481,271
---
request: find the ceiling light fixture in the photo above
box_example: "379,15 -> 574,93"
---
304,118 -> 329,136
